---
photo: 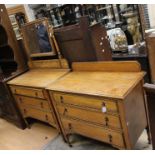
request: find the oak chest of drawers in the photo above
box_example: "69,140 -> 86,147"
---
47,61 -> 149,149
7,59 -> 70,129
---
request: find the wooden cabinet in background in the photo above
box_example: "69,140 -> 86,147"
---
7,5 -> 28,40
0,4 -> 27,128
47,61 -> 149,149
54,16 -> 112,66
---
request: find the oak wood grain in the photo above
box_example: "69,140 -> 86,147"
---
53,92 -> 118,113
72,61 -> 141,72
48,61 -> 147,149
15,95 -> 50,112
20,106 -> 56,127
61,117 -> 125,148
8,69 -> 69,88
57,104 -> 121,130
10,85 -> 45,99
48,71 -> 145,99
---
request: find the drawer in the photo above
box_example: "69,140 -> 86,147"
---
53,92 -> 118,113
10,85 -> 44,99
57,105 -> 121,129
61,117 -> 125,148
15,95 -> 50,112
21,107 -> 55,126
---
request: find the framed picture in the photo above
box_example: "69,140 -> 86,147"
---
9,15 -> 17,26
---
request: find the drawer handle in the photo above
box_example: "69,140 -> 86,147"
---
35,92 -> 38,97
105,117 -> 109,126
63,108 -> 68,115
68,123 -> 72,130
40,102 -> 44,108
108,134 -> 112,143
45,114 -> 48,121
23,109 -> 27,114
19,97 -> 22,103
14,89 -> 17,93
102,102 -> 107,113
60,96 -> 63,103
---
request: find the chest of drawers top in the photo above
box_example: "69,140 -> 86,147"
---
8,68 -> 69,88
47,61 -> 145,99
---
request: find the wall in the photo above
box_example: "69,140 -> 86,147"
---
147,4 -> 155,28
5,4 -> 35,21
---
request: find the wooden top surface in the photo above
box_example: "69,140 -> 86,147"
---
47,61 -> 145,99
8,68 -> 69,88
47,71 -> 144,99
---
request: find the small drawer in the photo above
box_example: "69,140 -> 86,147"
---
61,117 -> 124,148
15,95 -> 50,112
57,105 -> 121,129
52,92 -> 118,113
10,85 -> 44,99
21,107 -> 55,126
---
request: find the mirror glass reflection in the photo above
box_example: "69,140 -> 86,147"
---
25,22 -> 52,54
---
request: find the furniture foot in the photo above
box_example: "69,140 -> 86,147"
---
146,126 -> 151,144
69,144 -> 72,147
66,134 -> 73,147
25,119 -> 31,129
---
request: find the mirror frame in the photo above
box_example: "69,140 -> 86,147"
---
21,18 -> 56,58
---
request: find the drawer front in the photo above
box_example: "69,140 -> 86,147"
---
57,105 -> 121,129
10,85 -> 44,99
53,92 -> 118,113
61,117 -> 124,148
21,107 -> 55,126
15,95 -> 50,112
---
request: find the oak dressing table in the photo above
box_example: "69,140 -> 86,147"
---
7,18 -> 70,129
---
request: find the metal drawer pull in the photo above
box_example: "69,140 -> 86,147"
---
105,117 -> 109,126
63,108 -> 68,115
68,123 -> 72,130
102,102 -> 107,113
60,96 -> 63,103
23,109 -> 27,114
45,114 -> 48,121
108,134 -> 112,143
14,89 -> 17,93
40,102 -> 44,108
19,97 -> 22,103
35,92 -> 38,97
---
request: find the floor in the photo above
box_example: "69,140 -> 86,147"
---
43,130 -> 152,150
0,118 -> 59,150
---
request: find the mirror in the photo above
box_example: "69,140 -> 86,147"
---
21,18 -> 56,57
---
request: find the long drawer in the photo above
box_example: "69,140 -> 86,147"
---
61,117 -> 125,148
20,106 -> 55,126
10,85 -> 44,99
57,104 -> 121,129
52,92 -> 118,113
15,95 -> 50,112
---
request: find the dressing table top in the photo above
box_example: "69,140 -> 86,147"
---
8,68 -> 69,88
